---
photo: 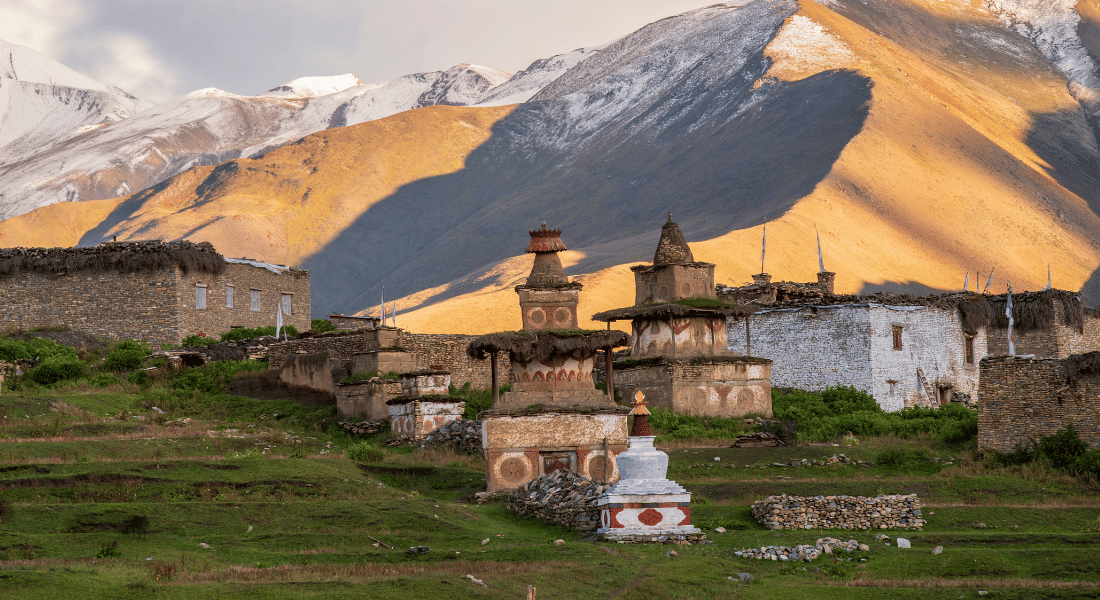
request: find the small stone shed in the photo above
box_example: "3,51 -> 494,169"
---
978,352 -> 1100,453
0,240 -> 310,346
593,217 -> 771,417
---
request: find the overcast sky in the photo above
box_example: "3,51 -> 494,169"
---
0,0 -> 711,102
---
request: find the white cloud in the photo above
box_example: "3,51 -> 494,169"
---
0,0 -> 84,57
84,34 -> 179,101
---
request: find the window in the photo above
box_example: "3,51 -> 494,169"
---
892,325 -> 903,350
226,284 -> 234,308
195,284 -> 207,309
964,333 -> 975,364
251,289 -> 261,312
281,293 -> 292,315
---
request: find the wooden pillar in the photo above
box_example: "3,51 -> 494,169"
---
491,352 -> 499,406
605,347 -> 614,403
745,317 -> 751,357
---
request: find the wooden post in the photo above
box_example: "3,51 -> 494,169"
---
491,352 -> 499,406
527,585 -> 536,600
605,347 -> 614,403
745,317 -> 751,357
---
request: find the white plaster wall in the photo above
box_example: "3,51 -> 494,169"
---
868,306 -> 985,411
727,305 -> 874,394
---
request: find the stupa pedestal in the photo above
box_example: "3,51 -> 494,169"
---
597,436 -> 704,543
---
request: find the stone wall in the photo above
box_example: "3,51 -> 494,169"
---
977,355 -> 1100,452
269,330 -> 511,388
729,304 -> 984,412
336,378 -> 402,420
179,263 -> 311,340
985,305 -> 1100,358
751,494 -> 924,530
0,261 -> 309,347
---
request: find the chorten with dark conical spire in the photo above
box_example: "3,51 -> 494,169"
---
516,223 -> 583,330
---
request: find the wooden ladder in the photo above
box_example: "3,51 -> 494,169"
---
916,368 -> 936,407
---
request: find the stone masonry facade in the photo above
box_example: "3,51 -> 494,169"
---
0,262 -> 309,346
977,355 -> 1100,452
985,304 -> 1100,358
728,303 -> 985,412
268,329 -> 510,389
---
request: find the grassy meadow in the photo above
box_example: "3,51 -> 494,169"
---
0,355 -> 1098,598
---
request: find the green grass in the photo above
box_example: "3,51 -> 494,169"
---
0,381 -> 1098,598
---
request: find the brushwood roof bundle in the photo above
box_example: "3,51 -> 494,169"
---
0,240 -> 227,278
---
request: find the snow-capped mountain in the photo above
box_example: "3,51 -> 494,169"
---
0,40 -> 151,166
0,43 -> 576,219
2,0 -> 1100,328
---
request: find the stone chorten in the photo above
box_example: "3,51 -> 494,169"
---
517,223 -> 582,330
467,226 -> 632,492
592,215 -> 772,417
596,391 -> 704,543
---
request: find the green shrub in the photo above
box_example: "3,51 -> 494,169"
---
1036,424 -> 1088,469
0,338 -> 32,362
311,319 -> 336,333
169,360 -> 267,394
648,408 -> 746,442
29,356 -> 85,385
1072,449 -> 1100,479
0,337 -> 79,364
346,443 -> 385,463
103,340 -> 150,371
181,335 -> 220,347
127,370 -> 151,387
90,373 -> 119,388
221,326 -> 298,342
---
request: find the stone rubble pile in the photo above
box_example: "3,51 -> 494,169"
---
752,494 -> 924,530
508,470 -> 610,530
417,419 -> 482,454
735,537 -> 871,561
339,420 -> 386,436
685,454 -> 871,470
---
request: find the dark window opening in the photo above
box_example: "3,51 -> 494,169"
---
937,385 -> 953,406
892,326 -> 903,350
964,334 -> 975,364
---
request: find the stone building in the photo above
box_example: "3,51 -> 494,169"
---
468,225 -> 631,493
978,352 -> 1100,452
0,241 -> 310,346
721,281 -> 1099,411
593,217 -> 772,417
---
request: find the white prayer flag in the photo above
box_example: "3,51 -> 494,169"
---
1006,282 -> 1015,357
815,224 -> 825,273
963,271 -> 969,292
276,301 -> 284,341
1042,265 -> 1051,291
760,222 -> 766,274
984,269 -> 994,293
391,301 -> 397,327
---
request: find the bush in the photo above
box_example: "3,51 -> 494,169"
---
90,373 -> 119,388
127,370 -> 151,387
169,360 -> 267,394
0,337 -> 79,363
648,408 -> 745,442
221,326 -> 298,342
103,340 -> 150,372
346,442 -> 385,463
181,335 -> 220,347
1072,449 -> 1100,480
311,319 -> 336,333
0,338 -> 32,362
1035,424 -> 1088,470
29,356 -> 85,385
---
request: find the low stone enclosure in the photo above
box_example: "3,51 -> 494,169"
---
978,352 -> 1100,453
751,494 -> 925,530
386,371 -> 465,439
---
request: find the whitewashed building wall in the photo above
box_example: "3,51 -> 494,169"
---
728,304 -> 987,412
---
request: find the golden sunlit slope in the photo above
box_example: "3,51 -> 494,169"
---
398,0 -> 1100,333
2,0 -> 1099,336
0,104 -> 514,267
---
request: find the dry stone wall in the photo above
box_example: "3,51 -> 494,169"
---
977,355 -> 1100,452
178,263 -> 310,340
751,494 -> 924,530
268,330 -> 511,388
508,470 -> 609,530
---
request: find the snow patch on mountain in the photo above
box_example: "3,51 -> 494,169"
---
986,0 -> 1100,106
0,39 -> 112,92
477,47 -> 600,106
260,73 -> 363,98
764,15 -> 856,78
